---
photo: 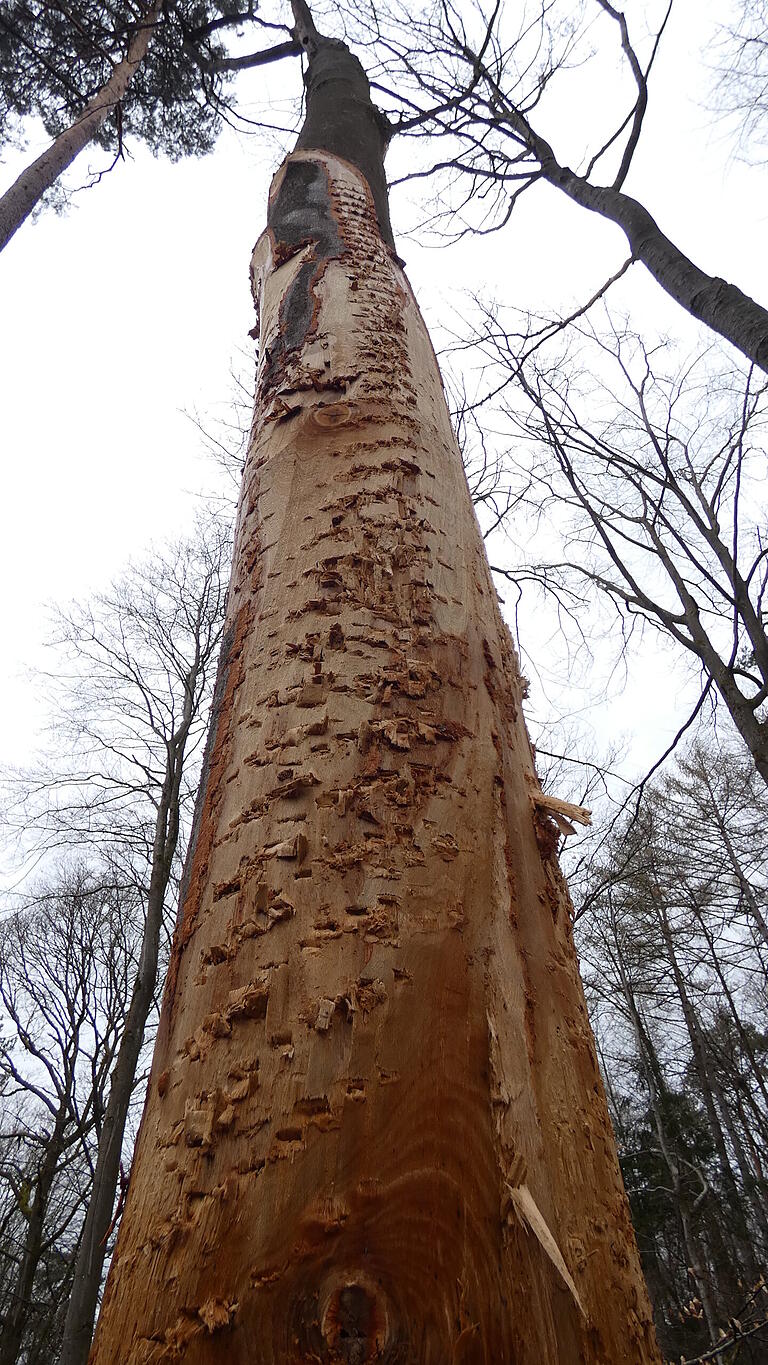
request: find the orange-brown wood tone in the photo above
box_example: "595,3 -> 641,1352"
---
89,146 -> 660,1364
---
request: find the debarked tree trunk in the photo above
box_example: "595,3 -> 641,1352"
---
89,39 -> 660,1365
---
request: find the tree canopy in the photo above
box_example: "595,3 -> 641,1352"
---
0,1 -> 244,159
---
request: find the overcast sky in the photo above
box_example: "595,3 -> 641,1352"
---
0,0 -> 765,803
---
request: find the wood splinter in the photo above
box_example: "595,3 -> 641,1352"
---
504,1182 -> 587,1320
531,790 -> 592,837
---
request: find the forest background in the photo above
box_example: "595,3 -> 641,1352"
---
0,0 -> 766,1360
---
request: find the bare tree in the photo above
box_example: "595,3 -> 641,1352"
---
577,741 -> 768,1358
464,318 -> 768,783
11,514 -> 231,863
340,0 -> 768,373
0,861 -> 143,1365
671,741 -> 768,952
0,517 -> 230,1364
711,0 -> 768,161
36,520 -> 231,1365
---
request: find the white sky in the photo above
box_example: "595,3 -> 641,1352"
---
0,0 -> 765,798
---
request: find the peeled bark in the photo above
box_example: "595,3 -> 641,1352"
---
0,0 -> 161,255
90,40 -> 659,1365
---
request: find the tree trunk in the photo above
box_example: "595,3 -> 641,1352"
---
652,898 -> 757,1280
713,1085 -> 768,1231
734,1089 -> 768,1189
58,726 -> 191,1365
0,1113 -> 67,1365
618,972 -> 720,1348
89,37 -> 659,1365
686,888 -> 768,1149
0,0 -> 161,255
700,766 -> 768,949
490,88 -> 768,375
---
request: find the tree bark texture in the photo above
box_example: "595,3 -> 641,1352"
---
90,72 -> 659,1365
0,0 -> 160,255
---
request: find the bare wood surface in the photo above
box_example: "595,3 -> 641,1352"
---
90,150 -> 659,1364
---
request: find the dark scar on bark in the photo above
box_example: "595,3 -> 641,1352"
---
259,40 -> 396,404
260,158 -> 345,399
296,40 -> 395,252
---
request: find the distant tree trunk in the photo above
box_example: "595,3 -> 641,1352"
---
0,1109 -> 67,1365
617,961 -> 720,1346
652,898 -> 757,1280
734,1089 -> 768,1189
685,894 -> 768,1221
89,29 -> 659,1364
713,1086 -> 768,1228
0,0 -> 161,255
58,712 -> 194,1365
699,766 -> 768,949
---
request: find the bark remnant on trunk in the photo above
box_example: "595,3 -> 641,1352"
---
89,38 -> 659,1365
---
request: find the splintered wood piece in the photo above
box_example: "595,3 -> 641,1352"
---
531,790 -> 592,829
506,1182 -> 586,1319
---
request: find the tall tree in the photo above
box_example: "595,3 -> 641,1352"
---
576,738 -> 768,1359
88,6 -> 659,1361
0,0 -> 299,252
1,520 -> 230,1365
0,0 -> 162,252
49,522 -> 230,1365
0,862 -> 143,1365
